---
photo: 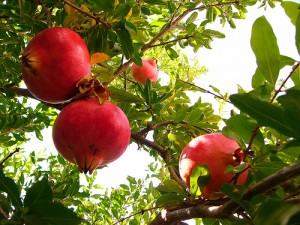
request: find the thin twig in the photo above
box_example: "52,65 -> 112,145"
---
61,0 -> 111,28
131,132 -> 189,191
246,61 -> 300,152
178,79 -> 231,103
0,148 -> 20,167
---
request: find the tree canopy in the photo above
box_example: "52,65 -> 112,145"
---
0,0 -> 300,225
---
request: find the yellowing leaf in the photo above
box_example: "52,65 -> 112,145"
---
90,53 -> 110,65
125,8 -> 132,20
64,3 -> 77,15
80,4 -> 90,13
114,0 -> 119,8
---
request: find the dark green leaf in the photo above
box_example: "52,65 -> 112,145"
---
25,201 -> 82,225
230,93 -> 294,138
223,114 -> 264,149
255,199 -> 300,225
219,184 -> 248,210
190,164 -> 210,197
93,0 -> 114,12
277,89 -> 300,139
112,4 -> 131,19
24,177 -> 53,208
0,168 -> 22,209
155,193 -> 184,207
156,180 -> 187,197
251,16 -> 280,86
114,27 -> 135,59
109,86 -> 145,103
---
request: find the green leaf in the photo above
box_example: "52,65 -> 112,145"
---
296,13 -> 300,55
190,164 -> 211,197
112,3 -> 131,19
156,180 -> 187,197
24,177 -> 53,208
109,86 -> 145,103
155,193 -> 184,207
186,12 -> 198,24
114,27 -> 135,59
24,201 -> 82,225
277,89 -> 300,139
250,16 -> 280,86
93,0 -> 114,12
230,93 -> 294,138
165,45 -> 179,59
219,184 -> 248,210
281,1 -> 300,25
0,168 -> 22,209
223,114 -> 264,149
255,199 -> 300,225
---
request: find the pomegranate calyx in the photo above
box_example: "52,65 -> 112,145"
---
74,75 -> 111,103
233,148 -> 245,164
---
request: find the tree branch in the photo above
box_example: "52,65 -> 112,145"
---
150,163 -> 300,224
0,148 -> 20,167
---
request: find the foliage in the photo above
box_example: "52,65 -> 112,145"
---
0,0 -> 300,224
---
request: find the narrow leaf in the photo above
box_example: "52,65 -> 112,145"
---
108,86 -> 144,103
114,28 -> 135,59
251,16 -> 280,86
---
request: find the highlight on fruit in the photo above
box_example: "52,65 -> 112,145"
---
21,27 -> 91,103
52,98 -> 131,174
179,132 -> 249,199
131,58 -> 159,85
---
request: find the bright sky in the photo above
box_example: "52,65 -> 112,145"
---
22,2 -> 299,223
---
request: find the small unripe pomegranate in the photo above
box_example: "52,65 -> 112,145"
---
131,59 -> 158,84
179,132 -> 248,199
22,27 -> 91,103
52,98 -> 131,174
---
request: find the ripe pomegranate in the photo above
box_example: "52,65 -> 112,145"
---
179,132 -> 248,199
22,27 -> 91,103
52,98 -> 131,174
131,58 -> 158,84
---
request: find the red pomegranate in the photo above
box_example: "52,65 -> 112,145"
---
131,58 -> 158,84
179,132 -> 248,199
52,98 -> 131,174
22,27 -> 91,103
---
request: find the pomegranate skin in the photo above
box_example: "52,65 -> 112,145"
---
22,27 -> 91,103
131,59 -> 158,84
52,98 -> 131,174
179,133 -> 248,199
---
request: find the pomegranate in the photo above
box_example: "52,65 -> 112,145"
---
22,27 -> 91,103
131,58 -> 158,84
52,98 -> 131,174
179,132 -> 248,199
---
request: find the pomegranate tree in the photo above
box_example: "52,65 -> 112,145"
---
179,132 -> 248,199
52,98 -> 131,174
22,27 -> 91,103
131,58 -> 158,84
